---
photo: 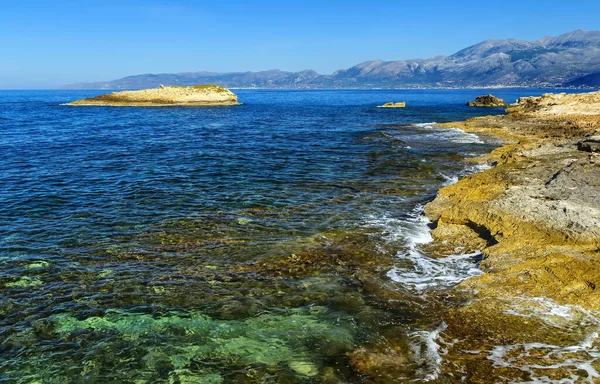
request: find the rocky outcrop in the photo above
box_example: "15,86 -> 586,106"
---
67,84 -> 240,106
507,90 -> 600,117
377,102 -> 406,108
467,94 -> 507,107
423,90 -> 600,381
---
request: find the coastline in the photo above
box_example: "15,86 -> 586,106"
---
423,91 -> 600,381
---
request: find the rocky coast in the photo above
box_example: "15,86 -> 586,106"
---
67,84 -> 240,106
425,91 -> 600,382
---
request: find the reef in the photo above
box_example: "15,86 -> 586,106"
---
67,84 -> 240,106
467,94 -> 507,107
426,90 -> 600,382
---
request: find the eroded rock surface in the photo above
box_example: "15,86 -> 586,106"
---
68,84 -> 240,106
425,90 -> 600,382
467,94 -> 507,107
378,101 -> 406,108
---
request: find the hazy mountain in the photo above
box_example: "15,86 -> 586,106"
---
66,30 -> 600,89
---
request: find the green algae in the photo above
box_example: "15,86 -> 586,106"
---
6,276 -> 43,288
47,307 -> 354,379
288,361 -> 319,377
237,217 -> 252,225
98,268 -> 112,278
27,261 -> 49,269
169,369 -> 223,384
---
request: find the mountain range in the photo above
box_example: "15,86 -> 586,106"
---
66,30 -> 600,89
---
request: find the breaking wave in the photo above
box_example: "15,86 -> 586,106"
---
413,122 -> 485,144
408,322 -> 448,381
363,204 -> 483,293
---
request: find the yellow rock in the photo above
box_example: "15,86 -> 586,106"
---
67,84 -> 240,107
378,101 -> 406,108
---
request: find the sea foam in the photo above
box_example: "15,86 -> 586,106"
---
413,122 -> 485,144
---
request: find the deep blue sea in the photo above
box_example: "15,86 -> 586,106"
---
0,89 -> 570,382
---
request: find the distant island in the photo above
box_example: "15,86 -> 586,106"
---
65,30 -> 600,90
67,85 -> 240,107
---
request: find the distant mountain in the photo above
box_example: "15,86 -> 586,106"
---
66,30 -> 600,89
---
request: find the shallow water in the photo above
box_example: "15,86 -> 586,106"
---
0,89 -> 576,382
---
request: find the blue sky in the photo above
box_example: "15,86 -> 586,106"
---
2,0 -> 599,88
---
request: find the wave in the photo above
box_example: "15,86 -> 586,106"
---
413,122 -> 485,144
387,251 -> 483,292
362,205 -> 432,247
487,297 -> 600,383
363,204 -> 483,292
409,322 -> 447,381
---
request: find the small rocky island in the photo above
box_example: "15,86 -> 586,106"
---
377,102 -> 406,108
67,84 -> 240,107
467,94 -> 507,107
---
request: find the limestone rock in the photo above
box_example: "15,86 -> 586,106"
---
378,102 -> 406,108
426,90 -> 600,311
506,91 -> 600,117
67,84 -> 240,107
467,94 -> 507,107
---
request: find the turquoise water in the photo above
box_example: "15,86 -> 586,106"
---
0,89 -> 564,382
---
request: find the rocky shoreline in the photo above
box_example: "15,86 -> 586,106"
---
425,91 -> 600,382
67,84 -> 240,107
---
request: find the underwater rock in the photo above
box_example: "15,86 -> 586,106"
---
288,361 -> 319,377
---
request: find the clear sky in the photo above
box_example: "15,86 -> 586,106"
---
2,0 -> 600,89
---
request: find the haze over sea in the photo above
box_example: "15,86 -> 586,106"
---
0,89 -> 574,382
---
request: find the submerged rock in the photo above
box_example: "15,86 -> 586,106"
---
466,94 -> 507,107
67,84 -> 240,107
378,101 -> 406,108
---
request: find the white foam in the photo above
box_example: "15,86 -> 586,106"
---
445,128 -> 485,144
409,322 -> 447,381
489,297 -> 600,383
472,162 -> 493,172
413,123 -> 485,144
439,173 -> 459,186
504,297 -> 600,330
369,205 -> 483,292
488,340 -> 600,384
388,251 -> 483,292
363,205 -> 432,246
413,122 -> 438,128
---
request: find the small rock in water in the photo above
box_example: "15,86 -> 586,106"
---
467,94 -> 507,107
378,101 -> 406,108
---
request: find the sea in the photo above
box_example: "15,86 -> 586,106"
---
0,89 -> 575,383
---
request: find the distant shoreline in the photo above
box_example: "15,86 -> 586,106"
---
7,86 -> 595,91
